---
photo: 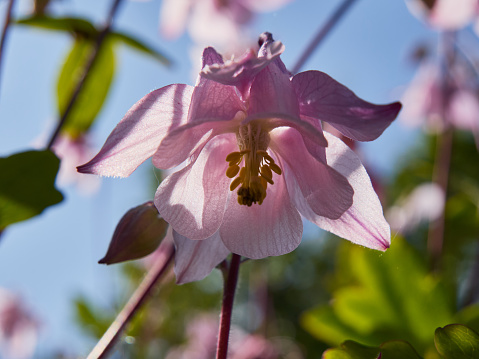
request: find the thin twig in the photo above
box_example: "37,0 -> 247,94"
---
291,0 -> 360,74
216,253 -> 241,359
0,0 -> 15,99
87,241 -> 175,359
46,0 -> 123,149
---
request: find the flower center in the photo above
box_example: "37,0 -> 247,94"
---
225,123 -> 282,206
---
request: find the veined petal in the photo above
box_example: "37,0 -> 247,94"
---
290,132 -> 390,251
270,128 -> 353,219
249,59 -> 299,120
77,84 -> 193,177
155,134 -> 237,240
173,230 -> 230,285
292,71 -> 401,141
220,156 -> 303,259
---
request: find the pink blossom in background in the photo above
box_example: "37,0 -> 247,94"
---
52,134 -> 101,194
401,60 -> 479,133
386,183 -> 445,234
164,314 -> 281,359
406,0 -> 479,30
0,289 -> 39,359
78,33 -> 401,283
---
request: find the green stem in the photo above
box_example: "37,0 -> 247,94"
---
216,253 -> 241,359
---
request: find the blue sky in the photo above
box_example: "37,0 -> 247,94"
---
0,0 -> 447,355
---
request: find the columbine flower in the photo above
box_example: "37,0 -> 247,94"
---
401,59 -> 479,134
406,0 -> 479,30
78,33 -> 401,283
0,288 -> 39,359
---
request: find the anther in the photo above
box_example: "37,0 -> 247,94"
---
226,165 -> 240,178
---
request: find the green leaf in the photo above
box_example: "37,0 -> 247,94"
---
57,37 -> 115,137
15,15 -> 98,38
108,31 -> 171,65
379,341 -> 423,359
434,324 -> 479,359
0,150 -> 63,229
301,239 -> 454,353
322,340 -> 380,359
74,297 -> 113,339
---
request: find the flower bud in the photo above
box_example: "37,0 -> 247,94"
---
99,202 -> 168,265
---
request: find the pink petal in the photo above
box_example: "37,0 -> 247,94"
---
153,58 -> 246,169
448,90 -> 479,131
173,230 -> 230,285
248,59 -> 299,120
292,70 -> 401,141
200,39 -> 285,95
220,154 -> 303,259
290,132 -> 390,251
155,134 -> 237,240
270,128 -> 353,219
77,84 -> 194,177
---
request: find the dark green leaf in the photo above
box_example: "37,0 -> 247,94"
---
108,31 -> 171,65
15,15 -> 98,38
0,150 -> 63,229
434,324 -> 479,359
57,37 -> 115,137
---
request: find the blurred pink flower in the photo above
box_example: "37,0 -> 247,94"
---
52,134 -> 101,194
401,60 -> 479,133
386,183 -> 445,234
0,289 -> 39,359
165,314 -> 280,359
406,0 -> 479,30
160,0 -> 292,46
78,33 -> 400,283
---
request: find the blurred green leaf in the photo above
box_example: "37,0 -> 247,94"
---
0,150 -> 63,230
379,341 -> 422,359
16,15 -> 98,38
434,324 -> 479,359
301,239 -> 455,353
108,31 -> 171,65
322,340 -> 379,359
322,340 -> 422,359
57,37 -> 115,137
74,297 -> 113,339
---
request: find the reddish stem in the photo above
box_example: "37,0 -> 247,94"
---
46,0 -> 123,149
0,0 -> 15,99
291,0 -> 360,74
216,253 -> 241,359
87,241 -> 175,359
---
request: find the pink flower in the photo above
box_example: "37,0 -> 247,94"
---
406,0 -> 479,30
165,314 -> 281,359
160,0 -> 293,45
0,289 -> 39,359
78,33 -> 401,283
401,60 -> 479,133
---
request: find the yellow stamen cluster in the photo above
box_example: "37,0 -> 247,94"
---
225,150 -> 282,206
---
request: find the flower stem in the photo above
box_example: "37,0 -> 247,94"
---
216,253 -> 241,359
46,0 -> 123,149
0,0 -> 15,100
86,241 -> 175,359
291,0 -> 360,74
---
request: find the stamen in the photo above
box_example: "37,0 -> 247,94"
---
226,165 -> 240,178
224,123 -> 283,206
